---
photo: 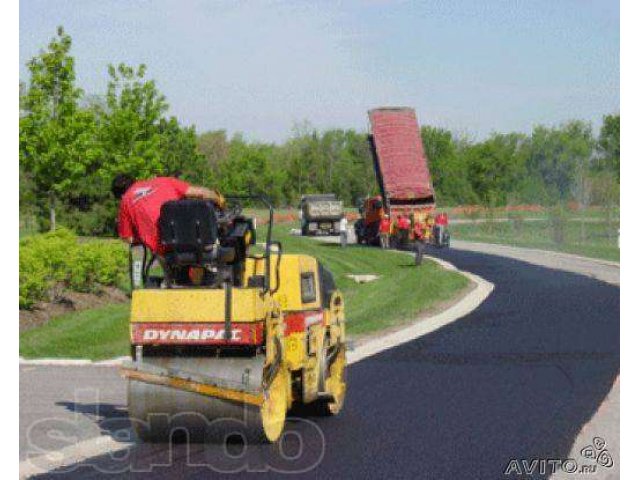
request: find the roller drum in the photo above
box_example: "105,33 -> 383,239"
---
128,355 -> 274,443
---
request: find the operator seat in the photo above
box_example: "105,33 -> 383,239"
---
159,199 -> 236,269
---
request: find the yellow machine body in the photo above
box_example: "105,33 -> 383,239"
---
123,252 -> 346,442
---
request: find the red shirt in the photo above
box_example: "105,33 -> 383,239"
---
435,213 -> 448,226
397,216 -> 411,230
379,218 -> 391,234
118,177 -> 191,253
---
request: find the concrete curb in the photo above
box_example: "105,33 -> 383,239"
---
19,356 -> 129,367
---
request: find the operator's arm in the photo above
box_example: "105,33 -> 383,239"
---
117,202 -> 136,244
185,186 -> 226,208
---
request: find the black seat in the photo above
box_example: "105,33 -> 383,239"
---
159,199 -> 220,266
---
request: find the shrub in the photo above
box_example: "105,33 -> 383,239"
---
19,229 -> 128,309
57,201 -> 119,237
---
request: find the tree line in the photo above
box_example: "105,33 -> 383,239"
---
20,28 -> 619,236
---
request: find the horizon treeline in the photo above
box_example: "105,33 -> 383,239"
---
20,28 -> 619,236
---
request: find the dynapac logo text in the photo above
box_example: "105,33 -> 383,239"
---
142,328 -> 242,341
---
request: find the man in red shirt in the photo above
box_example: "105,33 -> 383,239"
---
435,212 -> 449,226
112,174 -> 225,254
395,214 -> 411,246
396,214 -> 411,231
379,214 -> 391,249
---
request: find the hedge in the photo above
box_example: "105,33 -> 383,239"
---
19,229 -> 128,309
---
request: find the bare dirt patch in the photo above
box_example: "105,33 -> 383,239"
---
19,286 -> 128,333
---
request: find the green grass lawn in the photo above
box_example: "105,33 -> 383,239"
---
20,303 -> 130,360
450,218 -> 619,262
440,205 -> 619,221
20,223 -> 469,359
270,224 -> 468,335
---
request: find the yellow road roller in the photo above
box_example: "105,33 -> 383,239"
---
120,196 -> 346,442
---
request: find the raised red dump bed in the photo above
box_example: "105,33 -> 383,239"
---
368,107 -> 435,206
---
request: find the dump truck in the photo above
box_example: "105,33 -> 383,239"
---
299,194 -> 345,236
121,196 -> 347,443
354,107 -> 450,251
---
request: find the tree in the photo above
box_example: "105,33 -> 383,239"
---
97,63 -> 168,180
197,130 -> 230,175
421,126 -> 477,205
527,121 -> 594,203
19,26 -> 101,230
597,114 -> 620,179
462,133 -> 527,206
158,117 -> 211,185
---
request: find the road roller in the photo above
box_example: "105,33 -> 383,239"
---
121,196 -> 347,443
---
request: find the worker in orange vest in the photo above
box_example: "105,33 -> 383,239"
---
379,214 -> 391,249
396,214 -> 410,245
433,212 -> 449,246
435,213 -> 449,227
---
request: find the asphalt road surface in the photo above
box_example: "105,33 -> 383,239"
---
20,244 -> 620,479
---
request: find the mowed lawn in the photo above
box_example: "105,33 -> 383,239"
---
20,223 -> 468,359
20,303 -> 130,360
450,218 -> 619,262
271,224 -> 468,335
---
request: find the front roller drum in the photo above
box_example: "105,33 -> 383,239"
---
127,356 -> 289,443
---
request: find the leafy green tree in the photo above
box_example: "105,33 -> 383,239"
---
158,118 -> 212,185
338,129 -> 377,204
197,130 -> 230,175
214,135 -> 287,204
97,63 -> 168,180
19,26 -> 101,230
527,121 -> 594,203
421,126 -> 477,205
462,133 -> 527,205
597,114 -> 620,179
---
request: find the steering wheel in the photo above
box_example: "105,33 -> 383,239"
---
214,201 -> 243,224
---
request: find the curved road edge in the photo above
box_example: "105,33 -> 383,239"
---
19,256 -> 495,479
451,239 -> 619,286
348,255 -> 494,364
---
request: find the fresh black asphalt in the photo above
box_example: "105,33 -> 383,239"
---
29,246 -> 620,479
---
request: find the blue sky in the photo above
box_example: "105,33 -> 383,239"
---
19,0 -> 619,142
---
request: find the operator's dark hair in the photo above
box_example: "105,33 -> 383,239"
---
111,174 -> 135,199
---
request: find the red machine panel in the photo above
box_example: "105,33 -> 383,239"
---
131,322 -> 264,345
